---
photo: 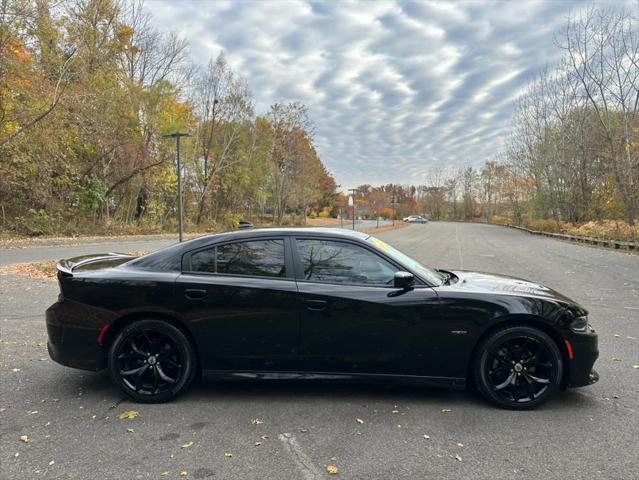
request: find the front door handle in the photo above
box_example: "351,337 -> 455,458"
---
305,299 -> 327,311
185,288 -> 207,300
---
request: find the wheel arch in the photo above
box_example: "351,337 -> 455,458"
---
466,314 -> 570,389
101,312 -> 201,370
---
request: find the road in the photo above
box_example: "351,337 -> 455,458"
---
0,220 -> 390,266
1,222 -> 638,479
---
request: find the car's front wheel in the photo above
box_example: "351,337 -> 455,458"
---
108,319 -> 197,403
474,325 -> 563,409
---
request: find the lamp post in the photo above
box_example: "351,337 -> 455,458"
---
348,188 -> 358,230
391,193 -> 398,227
163,132 -> 192,242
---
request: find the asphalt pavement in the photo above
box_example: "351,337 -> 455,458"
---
0,220 -> 389,266
1,222 -> 637,479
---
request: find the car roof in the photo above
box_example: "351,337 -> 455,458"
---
196,227 -> 370,242
129,227 -> 372,270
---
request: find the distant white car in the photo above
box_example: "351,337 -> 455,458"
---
403,215 -> 428,224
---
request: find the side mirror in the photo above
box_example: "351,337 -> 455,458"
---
393,271 -> 415,289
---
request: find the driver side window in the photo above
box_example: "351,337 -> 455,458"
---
296,239 -> 397,285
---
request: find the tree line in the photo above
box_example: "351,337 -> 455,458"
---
0,0 -> 336,236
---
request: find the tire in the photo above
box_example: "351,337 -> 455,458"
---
108,319 -> 197,403
473,325 -> 563,410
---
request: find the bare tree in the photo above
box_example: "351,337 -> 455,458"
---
191,53 -> 253,224
561,7 -> 639,225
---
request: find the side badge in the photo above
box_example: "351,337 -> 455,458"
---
450,330 -> 468,335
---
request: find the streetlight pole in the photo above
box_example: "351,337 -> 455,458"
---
391,194 -> 397,227
163,132 -> 192,242
348,188 -> 358,230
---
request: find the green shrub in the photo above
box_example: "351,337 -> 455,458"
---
18,209 -> 56,236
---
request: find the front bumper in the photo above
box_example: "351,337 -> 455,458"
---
565,330 -> 599,388
46,303 -> 107,371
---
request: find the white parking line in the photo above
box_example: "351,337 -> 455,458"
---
278,433 -> 324,480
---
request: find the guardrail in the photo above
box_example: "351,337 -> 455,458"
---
500,223 -> 637,251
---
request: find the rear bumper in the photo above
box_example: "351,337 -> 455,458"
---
46,303 -> 106,371
566,330 -> 599,388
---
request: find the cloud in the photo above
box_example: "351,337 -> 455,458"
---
149,0 -> 628,189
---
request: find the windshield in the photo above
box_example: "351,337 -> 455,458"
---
367,236 -> 445,286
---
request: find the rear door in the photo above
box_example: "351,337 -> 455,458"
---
175,237 -> 300,372
292,237 -> 441,376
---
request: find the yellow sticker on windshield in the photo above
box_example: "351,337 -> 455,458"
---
370,237 -> 390,252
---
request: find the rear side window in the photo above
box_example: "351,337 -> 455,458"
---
190,239 -> 286,277
296,239 -> 397,285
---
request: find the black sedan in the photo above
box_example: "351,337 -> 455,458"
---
46,228 -> 599,409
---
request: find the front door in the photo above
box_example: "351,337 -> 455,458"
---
176,237 -> 300,372
293,238 -> 441,376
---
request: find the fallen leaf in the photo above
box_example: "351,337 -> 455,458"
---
612,357 -> 622,362
441,409 -> 452,413
633,365 -> 639,369
423,435 -> 430,440
454,454 -> 462,462
12,368 -> 20,372
457,443 -> 464,448
29,410 -> 38,415
260,435 -> 269,440
14,452 -> 19,458
126,428 -> 134,433
355,418 -> 364,424
251,418 -> 264,425
49,460 -> 55,466
613,334 -> 620,337
326,465 -> 339,475
118,410 -> 139,420
224,452 -> 233,458
181,441 -> 194,449
179,471 -> 188,477
19,435 -> 29,443
254,441 -> 262,447
160,471 -> 169,476
392,410 -> 400,414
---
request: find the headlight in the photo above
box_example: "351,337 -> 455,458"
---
569,315 -> 590,333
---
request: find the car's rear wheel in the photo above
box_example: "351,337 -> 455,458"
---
474,325 -> 562,410
108,319 -> 197,403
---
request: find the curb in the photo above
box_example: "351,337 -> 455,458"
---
497,223 -> 637,252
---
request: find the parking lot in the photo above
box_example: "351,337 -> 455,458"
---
1,222 -> 638,479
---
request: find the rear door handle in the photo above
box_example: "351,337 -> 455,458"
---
305,299 -> 327,311
185,288 -> 207,300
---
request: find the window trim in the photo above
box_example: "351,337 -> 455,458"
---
182,236 -> 293,280
291,236 -> 427,288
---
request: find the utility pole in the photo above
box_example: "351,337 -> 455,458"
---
348,188 -> 358,230
163,132 -> 192,242
391,193 -> 398,227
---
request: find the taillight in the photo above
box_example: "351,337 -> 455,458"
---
97,324 -> 110,345
57,292 -> 64,301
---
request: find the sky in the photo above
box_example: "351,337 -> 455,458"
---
148,0 -> 626,190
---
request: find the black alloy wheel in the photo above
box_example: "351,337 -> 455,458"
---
108,319 -> 197,403
474,325 -> 562,410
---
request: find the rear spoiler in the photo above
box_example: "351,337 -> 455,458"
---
56,252 -> 136,277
